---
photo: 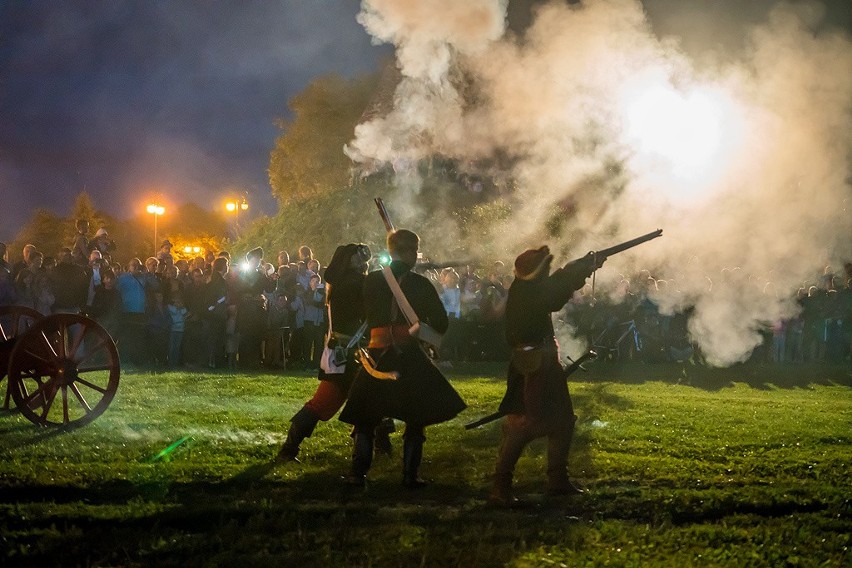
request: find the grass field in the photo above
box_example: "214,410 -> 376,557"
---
0,362 -> 850,567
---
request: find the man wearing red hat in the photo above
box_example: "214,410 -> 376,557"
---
490,245 -> 604,505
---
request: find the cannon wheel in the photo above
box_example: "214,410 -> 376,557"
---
0,305 -> 43,410
7,313 -> 120,427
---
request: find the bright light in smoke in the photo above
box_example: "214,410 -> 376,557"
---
620,80 -> 743,200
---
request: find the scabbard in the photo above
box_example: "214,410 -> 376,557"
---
464,410 -> 505,430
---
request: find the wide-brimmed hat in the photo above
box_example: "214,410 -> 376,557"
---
514,246 -> 553,280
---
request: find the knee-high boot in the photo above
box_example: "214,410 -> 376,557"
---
374,417 -> 396,456
345,427 -> 374,487
276,406 -> 319,462
546,414 -> 583,495
490,417 -> 529,504
402,426 -> 427,489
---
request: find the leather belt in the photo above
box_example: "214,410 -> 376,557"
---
368,325 -> 412,348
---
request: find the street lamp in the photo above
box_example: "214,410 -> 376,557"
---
224,196 -> 248,238
146,203 -> 165,254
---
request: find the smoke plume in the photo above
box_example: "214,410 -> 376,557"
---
348,0 -> 852,366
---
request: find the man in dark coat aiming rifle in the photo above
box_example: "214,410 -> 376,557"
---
489,229 -> 661,505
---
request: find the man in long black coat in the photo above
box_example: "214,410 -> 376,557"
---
340,229 -> 466,488
490,246 -> 603,504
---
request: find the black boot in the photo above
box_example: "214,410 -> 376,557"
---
402,429 -> 427,489
344,428 -> 374,487
276,407 -> 318,463
546,415 -> 584,496
374,418 -> 396,457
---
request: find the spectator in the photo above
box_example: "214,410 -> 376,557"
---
0,265 -> 18,306
459,276 -> 483,361
90,228 -> 116,256
12,243 -> 37,280
89,269 -> 122,339
234,247 -> 274,369
156,240 -> 174,268
204,250 -> 216,273
14,250 -> 51,313
183,268 -> 209,367
265,292 -> 290,368
85,250 -> 104,311
439,269 -> 462,361
167,293 -> 188,367
298,245 -> 313,264
295,260 -> 312,291
162,265 -> 183,305
51,248 -> 88,313
301,273 -> 325,371
71,218 -> 90,265
175,259 -> 191,285
147,290 -> 171,368
204,257 -> 230,369
0,242 -> 9,273
116,258 -> 149,367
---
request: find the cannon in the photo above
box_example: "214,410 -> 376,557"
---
0,305 -> 120,428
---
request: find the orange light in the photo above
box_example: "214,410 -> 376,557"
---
146,204 -> 165,215
225,202 -> 236,212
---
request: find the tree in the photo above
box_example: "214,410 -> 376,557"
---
10,209 -> 65,262
63,192 -> 109,247
268,73 -> 380,204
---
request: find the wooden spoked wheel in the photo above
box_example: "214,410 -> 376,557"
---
7,313 -> 120,427
0,305 -> 43,409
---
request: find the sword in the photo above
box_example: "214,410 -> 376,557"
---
464,349 -> 597,430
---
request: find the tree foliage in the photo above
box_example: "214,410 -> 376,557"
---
12,193 -> 231,265
63,192 -> 110,247
9,209 -> 65,262
268,73 -> 380,204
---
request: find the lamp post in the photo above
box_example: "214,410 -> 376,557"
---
225,196 -> 249,239
146,203 -> 165,254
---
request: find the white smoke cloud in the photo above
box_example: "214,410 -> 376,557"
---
350,0 -> 852,366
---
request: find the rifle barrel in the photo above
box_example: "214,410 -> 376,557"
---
374,197 -> 395,233
595,229 -> 662,259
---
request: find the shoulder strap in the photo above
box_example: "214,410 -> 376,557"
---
381,266 -> 418,326
380,266 -> 443,349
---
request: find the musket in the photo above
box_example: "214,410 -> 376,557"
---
375,197 -> 395,232
587,229 -> 662,266
464,349 -> 598,430
583,229 -> 662,300
594,228 -> 662,259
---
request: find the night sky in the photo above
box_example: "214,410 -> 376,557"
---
1,0 -> 849,243
0,0 -> 389,241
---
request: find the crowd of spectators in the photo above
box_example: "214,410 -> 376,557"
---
1,223 -> 850,371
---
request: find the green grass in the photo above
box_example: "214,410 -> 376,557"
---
0,363 -> 850,567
